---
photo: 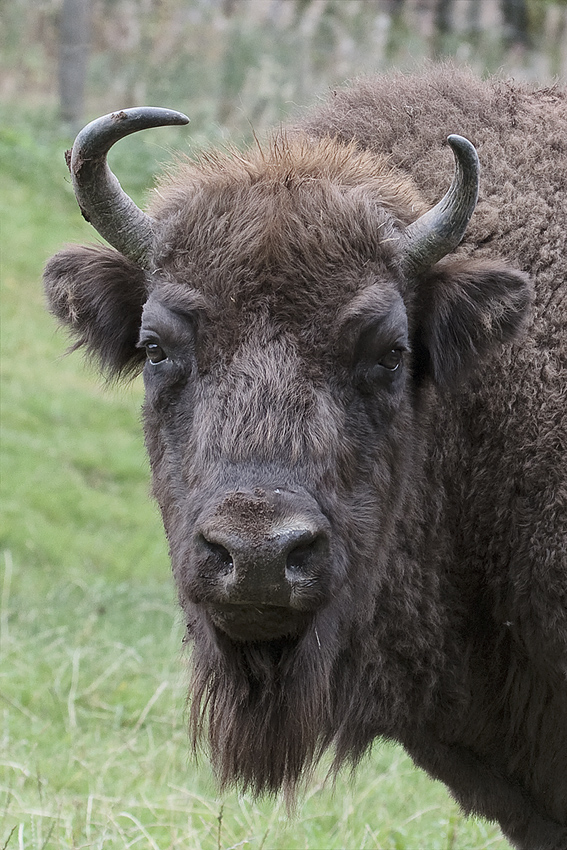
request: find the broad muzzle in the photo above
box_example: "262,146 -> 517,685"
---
186,487 -> 332,641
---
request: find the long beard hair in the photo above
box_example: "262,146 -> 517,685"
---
183,490 -> 421,802
186,604 -> 359,803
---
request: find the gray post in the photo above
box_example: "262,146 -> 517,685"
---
59,0 -> 91,136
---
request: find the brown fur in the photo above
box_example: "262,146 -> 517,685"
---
43,66 -> 566,849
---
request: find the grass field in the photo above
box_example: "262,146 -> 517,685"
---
0,109 -> 511,849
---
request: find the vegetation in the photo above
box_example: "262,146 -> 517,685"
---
0,101 -> 515,850
3,2 -> 557,844
1,0 -> 566,144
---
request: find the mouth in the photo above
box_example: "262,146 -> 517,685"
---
206,602 -> 311,641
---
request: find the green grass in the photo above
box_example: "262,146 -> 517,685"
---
0,111 -> 510,849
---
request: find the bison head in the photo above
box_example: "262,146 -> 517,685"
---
44,108 -> 531,797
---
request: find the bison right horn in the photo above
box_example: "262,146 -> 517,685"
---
68,107 -> 190,269
401,134 -> 480,276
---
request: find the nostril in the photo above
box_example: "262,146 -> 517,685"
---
285,534 -> 326,578
286,544 -> 313,574
200,536 -> 234,575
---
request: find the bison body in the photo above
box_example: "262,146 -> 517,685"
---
44,67 -> 567,849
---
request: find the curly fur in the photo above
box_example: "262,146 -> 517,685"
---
43,66 -> 566,849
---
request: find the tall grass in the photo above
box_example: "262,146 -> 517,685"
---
0,110 -> 511,849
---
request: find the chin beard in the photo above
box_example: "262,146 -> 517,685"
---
186,607 -> 345,803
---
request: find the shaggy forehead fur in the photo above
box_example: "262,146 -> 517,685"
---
147,137 -> 426,312
152,135 -> 425,212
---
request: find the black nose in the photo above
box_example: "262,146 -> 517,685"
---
193,489 -> 331,611
199,525 -> 327,601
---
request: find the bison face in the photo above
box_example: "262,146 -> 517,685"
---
138,260 -> 413,646
43,128 -> 531,796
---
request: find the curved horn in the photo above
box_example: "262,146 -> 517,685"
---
69,107 -> 190,269
401,135 -> 480,276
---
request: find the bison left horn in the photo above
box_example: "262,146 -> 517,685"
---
401,134 -> 480,276
68,107 -> 190,269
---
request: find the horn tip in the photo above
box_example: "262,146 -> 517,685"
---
446,133 -> 480,176
446,133 -> 478,158
142,108 -> 189,126
447,133 -> 471,144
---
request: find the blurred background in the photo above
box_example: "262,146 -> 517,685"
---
2,0 -> 567,142
1,2 -> 566,849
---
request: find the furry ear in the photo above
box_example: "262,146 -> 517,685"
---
43,245 -> 148,378
413,259 -> 532,389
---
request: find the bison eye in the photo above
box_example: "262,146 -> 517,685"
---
145,342 -> 167,364
378,349 -> 402,371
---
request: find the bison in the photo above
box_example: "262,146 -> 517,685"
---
43,66 -> 566,849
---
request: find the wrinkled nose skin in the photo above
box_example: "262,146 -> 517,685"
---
186,488 -> 332,641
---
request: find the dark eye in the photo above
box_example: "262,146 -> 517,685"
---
145,342 -> 167,364
378,349 -> 402,371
